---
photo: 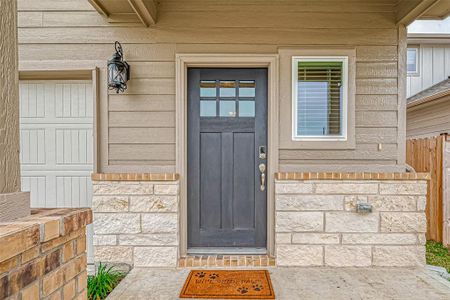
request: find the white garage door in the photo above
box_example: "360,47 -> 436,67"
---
19,81 -> 94,262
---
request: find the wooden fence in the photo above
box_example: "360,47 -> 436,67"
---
406,135 -> 444,242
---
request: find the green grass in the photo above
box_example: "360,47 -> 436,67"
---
88,263 -> 125,300
426,240 -> 450,273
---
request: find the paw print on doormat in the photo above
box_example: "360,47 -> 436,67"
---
253,284 -> 263,291
209,273 -> 219,279
237,287 -> 249,294
195,271 -> 206,278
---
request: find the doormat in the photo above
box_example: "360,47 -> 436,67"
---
179,270 -> 275,299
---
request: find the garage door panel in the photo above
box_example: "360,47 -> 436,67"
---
20,83 -> 45,118
56,128 -> 93,165
55,83 -> 93,118
20,129 -> 46,164
56,176 -> 92,208
21,176 -> 47,207
20,81 -> 94,263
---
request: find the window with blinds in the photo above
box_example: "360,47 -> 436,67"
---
292,57 -> 348,140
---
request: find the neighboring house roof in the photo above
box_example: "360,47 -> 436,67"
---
407,77 -> 450,107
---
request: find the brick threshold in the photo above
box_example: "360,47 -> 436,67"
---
178,255 -> 275,268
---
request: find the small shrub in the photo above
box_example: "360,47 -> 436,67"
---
88,263 -> 125,300
426,240 -> 450,273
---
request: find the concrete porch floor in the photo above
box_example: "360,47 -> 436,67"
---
107,267 -> 450,300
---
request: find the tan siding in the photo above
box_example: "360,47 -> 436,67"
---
1,0 -> 21,193
407,98 -> 450,138
18,0 -> 403,172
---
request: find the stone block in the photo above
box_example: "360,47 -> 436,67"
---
93,235 -> 117,246
130,195 -> 177,212
276,212 -> 323,232
325,212 -> 379,233
346,195 -> 417,212
325,245 -> 372,267
292,233 -> 340,245
141,213 -> 178,233
93,213 -> 140,234
417,196 -> 426,211
118,234 -> 177,246
93,182 -> 154,195
379,182 -> 427,195
380,212 -> 427,233
94,246 -> 133,264
276,245 -> 323,266
372,246 -> 425,267
315,183 -> 378,194
154,184 -> 179,195
275,233 -> 291,244
92,196 -> 129,212
276,195 -> 343,211
418,234 -> 426,245
342,233 -> 417,245
134,247 -> 177,267
275,183 -> 314,194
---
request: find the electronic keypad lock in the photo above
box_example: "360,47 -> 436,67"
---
259,146 -> 266,159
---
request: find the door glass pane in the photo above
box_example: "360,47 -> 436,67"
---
239,80 -> 256,98
200,101 -> 216,117
239,101 -> 255,117
200,80 -> 216,98
219,101 -> 236,117
219,81 -> 236,97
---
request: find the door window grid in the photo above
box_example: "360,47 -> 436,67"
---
200,80 -> 256,117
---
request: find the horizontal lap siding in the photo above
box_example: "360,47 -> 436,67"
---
18,0 -> 401,172
407,99 -> 450,138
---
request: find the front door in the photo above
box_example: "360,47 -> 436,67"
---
187,68 -> 268,251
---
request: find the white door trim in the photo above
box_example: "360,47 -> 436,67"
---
175,54 -> 279,257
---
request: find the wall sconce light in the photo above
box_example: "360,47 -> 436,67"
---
107,41 -> 130,93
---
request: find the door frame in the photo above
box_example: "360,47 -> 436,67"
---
175,54 -> 279,257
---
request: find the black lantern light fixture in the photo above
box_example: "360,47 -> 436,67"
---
107,41 -> 130,93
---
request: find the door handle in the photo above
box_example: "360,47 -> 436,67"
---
259,163 -> 266,191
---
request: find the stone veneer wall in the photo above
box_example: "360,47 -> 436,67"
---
92,174 -> 179,268
0,208 -> 92,300
275,176 -> 428,267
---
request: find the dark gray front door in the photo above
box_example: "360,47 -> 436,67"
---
187,68 -> 268,250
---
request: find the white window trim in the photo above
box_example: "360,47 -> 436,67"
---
291,56 -> 349,142
407,47 -> 420,76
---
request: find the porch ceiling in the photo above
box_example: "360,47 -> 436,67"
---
88,0 -> 157,26
87,0 -> 450,27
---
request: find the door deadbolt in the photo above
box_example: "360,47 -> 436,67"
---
259,146 -> 266,159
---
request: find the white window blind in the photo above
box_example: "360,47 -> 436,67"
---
294,59 -> 345,138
